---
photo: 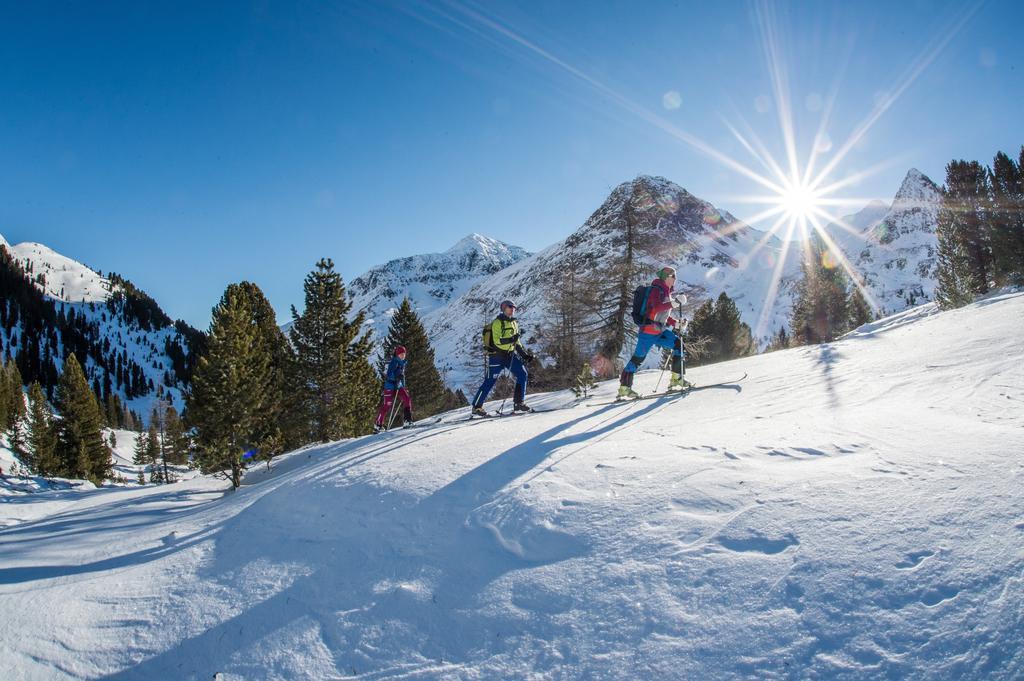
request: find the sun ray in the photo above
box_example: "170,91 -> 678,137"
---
735,210 -> 793,276
722,118 -> 791,191
808,1 -> 983,192
753,216 -> 799,340
801,30 -> 857,187
753,1 -> 801,188
433,0 -> 790,196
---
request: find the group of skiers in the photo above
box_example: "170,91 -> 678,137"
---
373,265 -> 691,432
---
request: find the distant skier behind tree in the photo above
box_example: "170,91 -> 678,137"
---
618,266 -> 690,400
374,346 -> 413,432
471,300 -> 536,415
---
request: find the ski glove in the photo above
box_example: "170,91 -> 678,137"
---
672,292 -> 688,308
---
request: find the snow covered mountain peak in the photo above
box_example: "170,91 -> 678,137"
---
2,237 -> 110,303
445,233 -> 521,258
892,167 -> 942,209
349,234 -> 531,352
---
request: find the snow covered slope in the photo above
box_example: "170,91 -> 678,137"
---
2,290 -> 1021,679
428,176 -> 802,390
348,233 -> 529,354
1,239 -> 109,303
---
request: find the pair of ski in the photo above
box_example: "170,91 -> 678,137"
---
585,372 -> 748,407
468,407 -> 556,421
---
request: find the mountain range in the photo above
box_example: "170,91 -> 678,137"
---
1,167 -> 943,399
0,234 -> 204,420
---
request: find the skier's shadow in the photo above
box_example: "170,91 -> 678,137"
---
98,400 -> 669,679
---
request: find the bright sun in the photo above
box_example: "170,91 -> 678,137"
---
778,183 -> 821,221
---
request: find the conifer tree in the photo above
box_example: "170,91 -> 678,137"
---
187,282 -> 280,488
4,359 -> 27,452
790,235 -> 850,345
847,286 -> 873,330
163,406 -> 190,465
149,402 -> 173,483
146,420 -> 164,483
683,294 -> 754,364
53,353 -> 111,483
290,259 -> 376,441
989,149 -> 1024,285
0,360 -> 9,434
766,326 -> 789,352
934,160 -> 993,309
132,429 -> 151,468
376,298 -> 449,420
26,382 -> 57,475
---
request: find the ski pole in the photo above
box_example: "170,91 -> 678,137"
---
653,350 -> 672,394
385,392 -> 401,430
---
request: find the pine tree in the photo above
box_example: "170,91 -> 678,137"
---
4,359 -> 27,452
163,406 -> 190,466
683,300 -> 716,365
290,259 -> 377,441
53,353 -> 111,483
934,160 -> 993,308
989,149 -> 1024,285
0,359 -> 9,434
26,382 -> 57,475
682,294 -> 754,365
146,419 -> 164,483
847,286 -> 873,330
132,429 -> 150,467
187,283 -> 278,488
376,298 -> 449,421
766,326 -> 789,352
790,235 -> 850,345
149,402 -> 172,483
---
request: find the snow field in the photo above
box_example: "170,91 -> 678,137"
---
0,292 -> 1022,679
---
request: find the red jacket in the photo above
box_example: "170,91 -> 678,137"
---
640,277 -> 678,335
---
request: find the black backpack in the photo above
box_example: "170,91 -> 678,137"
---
630,285 -> 652,325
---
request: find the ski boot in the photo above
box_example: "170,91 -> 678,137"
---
668,372 -> 694,391
513,402 -> 533,413
373,424 -> 384,434
617,385 -> 640,401
471,406 -> 489,418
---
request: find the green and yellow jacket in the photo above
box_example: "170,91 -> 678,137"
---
487,313 -> 526,355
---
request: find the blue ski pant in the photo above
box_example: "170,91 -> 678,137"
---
472,352 -> 528,407
620,329 -> 684,387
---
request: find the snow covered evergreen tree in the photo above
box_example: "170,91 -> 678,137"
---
290,259 -> 376,441
53,353 -> 111,483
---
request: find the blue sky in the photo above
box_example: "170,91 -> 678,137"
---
1,1 -> 1021,329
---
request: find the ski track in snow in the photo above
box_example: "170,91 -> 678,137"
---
0,292 -> 1022,679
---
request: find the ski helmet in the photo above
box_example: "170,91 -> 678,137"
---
500,299 -> 516,311
394,345 -> 407,356
658,266 -> 677,280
